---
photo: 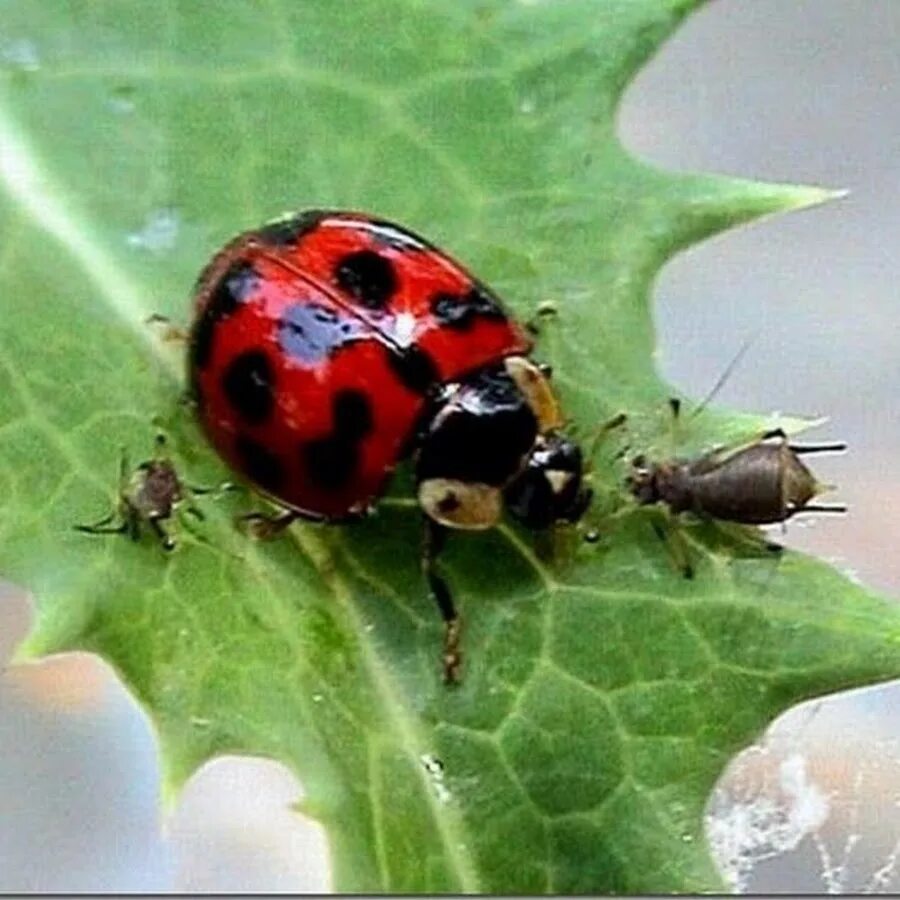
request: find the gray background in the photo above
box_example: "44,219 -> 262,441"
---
1,0 -> 898,891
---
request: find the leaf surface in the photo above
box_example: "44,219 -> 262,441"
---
1,0 -> 897,892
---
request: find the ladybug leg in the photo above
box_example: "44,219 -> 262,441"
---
524,300 -> 558,336
422,517 -> 462,685
239,509 -> 299,540
146,313 -> 188,343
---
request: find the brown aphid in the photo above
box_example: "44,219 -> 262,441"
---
75,435 -> 211,552
628,428 -> 847,526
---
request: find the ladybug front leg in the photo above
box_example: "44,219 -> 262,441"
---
422,517 -> 462,686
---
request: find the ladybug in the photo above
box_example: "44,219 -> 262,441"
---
188,210 -> 591,682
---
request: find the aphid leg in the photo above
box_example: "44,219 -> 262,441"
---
718,520 -> 785,557
146,313 -> 188,343
651,515 -> 694,580
74,445 -> 131,538
584,412 -> 628,468
422,517 -> 461,685
125,505 -> 141,542
147,516 -> 176,552
184,481 -> 242,521
73,512 -> 128,537
238,509 -> 300,540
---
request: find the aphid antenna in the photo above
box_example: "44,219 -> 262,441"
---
667,338 -> 752,444
684,336 -> 757,425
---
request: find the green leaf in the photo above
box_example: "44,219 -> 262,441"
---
0,0 -> 896,892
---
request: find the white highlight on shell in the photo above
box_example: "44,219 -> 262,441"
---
393,311 -> 417,348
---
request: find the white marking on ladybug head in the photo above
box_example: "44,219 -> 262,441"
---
545,469 -> 573,496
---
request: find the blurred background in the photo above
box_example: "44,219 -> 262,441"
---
1,0 -> 898,891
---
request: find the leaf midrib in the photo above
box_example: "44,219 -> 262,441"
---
0,91 -> 482,891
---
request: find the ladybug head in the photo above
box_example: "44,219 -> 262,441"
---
504,434 -> 592,530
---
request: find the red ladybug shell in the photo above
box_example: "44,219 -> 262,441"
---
188,210 -> 531,520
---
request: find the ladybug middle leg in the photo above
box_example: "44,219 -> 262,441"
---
422,517 -> 462,685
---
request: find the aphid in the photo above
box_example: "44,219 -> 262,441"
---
75,435 -> 222,552
628,415 -> 847,576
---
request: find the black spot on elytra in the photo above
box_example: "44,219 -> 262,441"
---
303,389 -> 374,491
333,389 -> 373,438
278,301 -> 368,365
431,283 -> 506,330
386,345 -> 439,395
334,250 -> 397,310
256,209 -> 327,245
222,350 -> 275,425
190,261 -> 259,370
364,217 -> 429,252
235,434 -> 285,492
